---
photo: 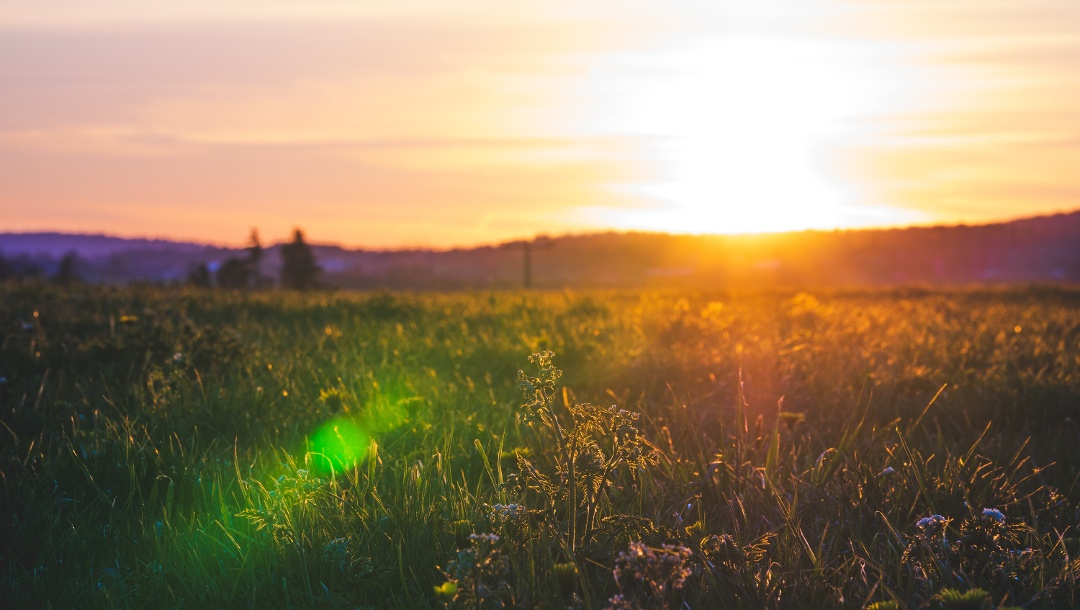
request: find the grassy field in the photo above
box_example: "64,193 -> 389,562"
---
2,284 -> 1079,609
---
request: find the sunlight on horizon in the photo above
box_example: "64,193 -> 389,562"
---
574,32 -> 932,235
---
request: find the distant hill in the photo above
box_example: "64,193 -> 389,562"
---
2,211 -> 1079,288
0,233 -> 215,259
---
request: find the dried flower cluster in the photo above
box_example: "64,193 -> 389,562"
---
606,541 -> 693,610
441,533 -> 512,609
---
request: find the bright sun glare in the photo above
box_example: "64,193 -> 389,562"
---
584,34 -> 921,234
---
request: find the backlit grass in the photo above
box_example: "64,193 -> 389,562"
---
1,283 -> 1078,608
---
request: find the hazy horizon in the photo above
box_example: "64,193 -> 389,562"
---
4,207 -> 1078,253
3,1 -> 1080,248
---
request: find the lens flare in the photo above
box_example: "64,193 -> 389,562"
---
308,418 -> 369,475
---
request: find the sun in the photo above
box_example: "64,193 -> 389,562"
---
580,33 -> 919,234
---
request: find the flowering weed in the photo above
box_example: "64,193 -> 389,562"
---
440,533 -> 512,609
514,351 -> 658,554
606,541 -> 693,610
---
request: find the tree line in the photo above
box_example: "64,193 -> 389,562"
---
187,228 -> 321,290
0,250 -> 83,285
0,228 -> 322,290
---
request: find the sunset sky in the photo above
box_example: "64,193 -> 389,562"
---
2,1 -> 1079,248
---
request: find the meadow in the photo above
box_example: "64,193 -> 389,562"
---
1,283 -> 1078,609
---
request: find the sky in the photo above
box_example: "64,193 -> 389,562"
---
2,0 -> 1079,248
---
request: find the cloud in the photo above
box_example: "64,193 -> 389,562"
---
0,18 -> 633,130
0,11 -> 661,246
0,127 -> 647,245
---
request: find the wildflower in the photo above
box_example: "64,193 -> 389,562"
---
487,504 -> 525,522
446,532 -> 510,609
574,445 -> 604,475
917,514 -> 949,536
953,505 -> 1021,579
701,534 -> 745,572
615,417 -> 639,444
323,537 -> 350,571
470,532 -> 500,545
608,541 -> 693,608
605,594 -> 635,610
517,350 -> 562,425
514,351 -> 658,553
878,466 -> 896,477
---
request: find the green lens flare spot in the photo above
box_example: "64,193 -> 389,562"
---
309,418 -> 369,475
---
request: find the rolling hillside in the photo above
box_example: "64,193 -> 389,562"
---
2,211 -> 1078,288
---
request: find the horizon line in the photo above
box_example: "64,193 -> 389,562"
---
2,207 -> 1078,253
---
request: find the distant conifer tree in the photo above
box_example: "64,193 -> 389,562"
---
280,229 -> 321,290
246,228 -> 271,288
215,228 -> 269,289
187,263 -> 212,288
0,250 -> 11,282
216,257 -> 249,289
53,251 -> 81,285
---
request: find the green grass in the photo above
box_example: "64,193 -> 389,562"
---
1,283 -> 1078,609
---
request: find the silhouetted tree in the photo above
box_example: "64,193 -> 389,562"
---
248,229 -> 262,263
0,251 -> 10,282
216,257 -> 251,289
246,228 -> 272,288
53,251 -> 81,285
187,263 -> 212,288
215,228 -> 268,289
280,229 -> 320,290
10,258 -> 43,280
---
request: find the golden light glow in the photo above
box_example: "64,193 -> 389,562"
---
579,34 -> 927,234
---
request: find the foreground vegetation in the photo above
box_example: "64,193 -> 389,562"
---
1,284 -> 1078,609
